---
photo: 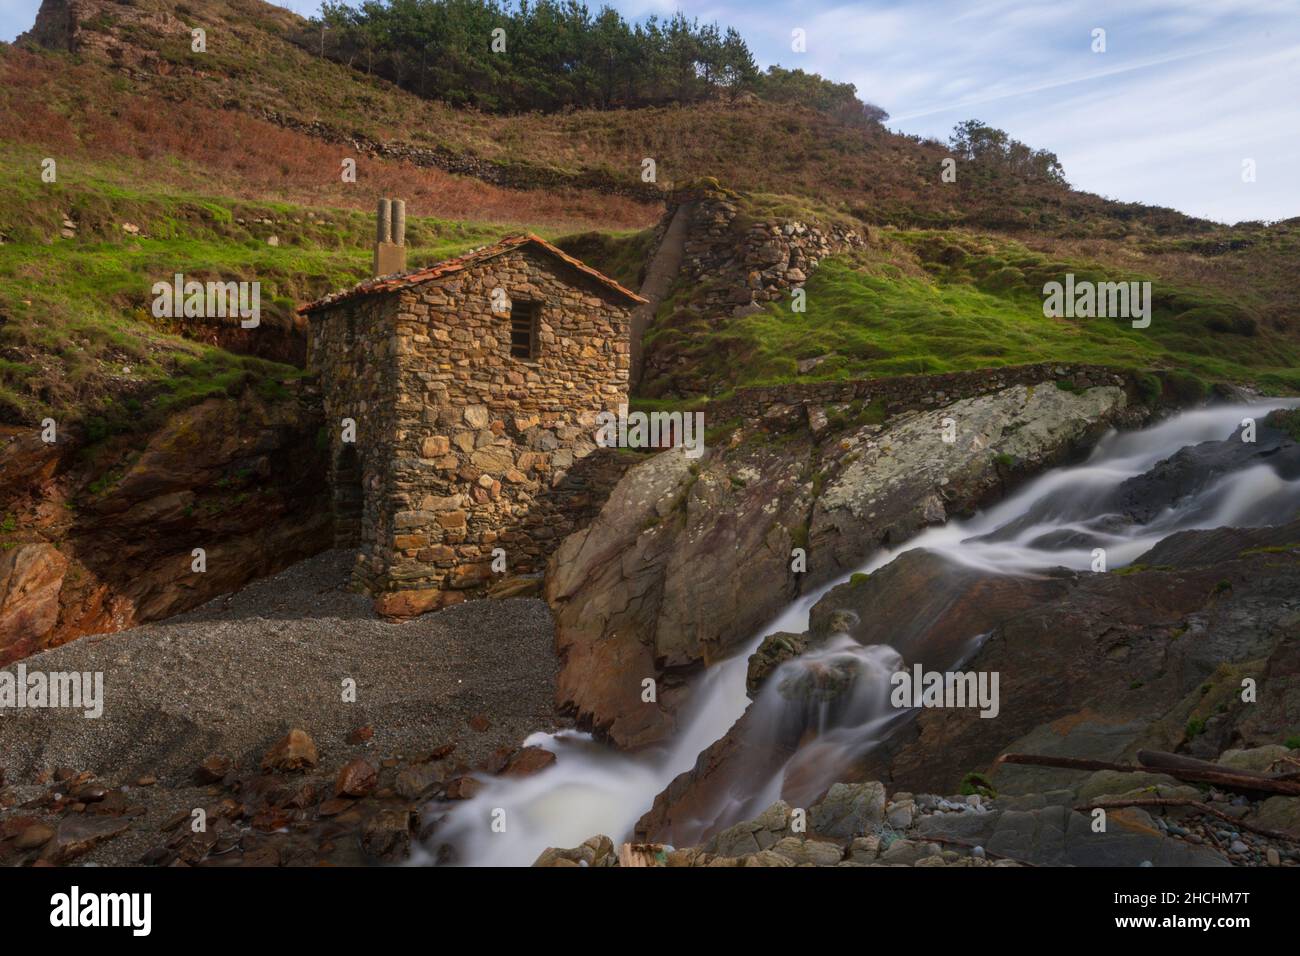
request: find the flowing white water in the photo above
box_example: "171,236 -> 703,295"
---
430,399 -> 1300,866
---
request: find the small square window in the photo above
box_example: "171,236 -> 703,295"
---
510,300 -> 541,360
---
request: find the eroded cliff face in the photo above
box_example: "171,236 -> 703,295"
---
545,368 -> 1148,750
0,385 -> 331,663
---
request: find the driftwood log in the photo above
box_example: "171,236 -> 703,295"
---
1073,797 -> 1299,842
994,751 -> 1300,797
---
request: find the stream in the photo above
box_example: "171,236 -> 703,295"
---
428,399 -> 1300,866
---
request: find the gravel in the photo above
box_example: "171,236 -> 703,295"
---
0,550 -> 564,787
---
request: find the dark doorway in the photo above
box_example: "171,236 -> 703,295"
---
333,444 -> 364,547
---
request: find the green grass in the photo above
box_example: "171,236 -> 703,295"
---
554,228 -> 656,291
1267,409 -> 1300,442
641,231 -> 1300,397
0,153 -> 529,427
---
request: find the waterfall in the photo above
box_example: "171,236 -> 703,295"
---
424,399 -> 1300,866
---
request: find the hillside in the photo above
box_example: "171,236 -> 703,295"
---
4,0 -> 1296,417
9,0 -> 1233,236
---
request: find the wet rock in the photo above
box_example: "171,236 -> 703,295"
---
810,782 -> 886,840
40,815 -> 131,864
915,803 -> 1227,867
1108,419 -> 1300,526
445,776 -> 482,800
809,384 -> 1129,576
361,808 -> 414,863
317,798 -> 353,817
533,834 -> 616,867
746,632 -> 811,699
195,754 -> 232,784
548,381 -> 1134,753
15,822 -> 55,850
500,747 -> 556,777
335,758 -> 378,798
395,762 -> 444,800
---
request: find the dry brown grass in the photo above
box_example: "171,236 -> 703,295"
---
0,50 -> 659,232
7,0 -> 1219,241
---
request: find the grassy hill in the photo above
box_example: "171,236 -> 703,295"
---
0,144 -> 588,429
2,0 -> 1297,432
8,0 -> 1230,237
641,227 -> 1300,398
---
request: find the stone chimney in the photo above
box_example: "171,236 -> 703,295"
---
373,198 -> 407,277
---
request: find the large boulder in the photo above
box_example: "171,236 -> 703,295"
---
547,382 -> 1136,751
808,384 -> 1129,575
914,802 -> 1227,867
546,442 -> 812,749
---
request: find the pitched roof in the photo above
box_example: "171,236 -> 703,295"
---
298,232 -> 647,315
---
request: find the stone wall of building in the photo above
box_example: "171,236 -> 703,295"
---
306,294 -> 401,593
308,246 -> 633,615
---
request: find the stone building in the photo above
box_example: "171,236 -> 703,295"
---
301,204 -> 645,616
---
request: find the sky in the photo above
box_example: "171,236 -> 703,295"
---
2,0 -> 1296,224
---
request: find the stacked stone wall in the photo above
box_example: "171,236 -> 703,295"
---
308,247 -> 633,613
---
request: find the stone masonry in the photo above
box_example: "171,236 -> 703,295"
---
642,181 -> 867,396
302,234 -> 644,616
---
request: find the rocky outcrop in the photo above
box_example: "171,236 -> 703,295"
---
808,381 -> 1131,575
638,518 -> 1300,844
543,762 -> 1299,866
0,544 -> 68,655
0,385 -> 331,662
19,0 -> 192,67
546,442 -> 809,749
545,374 -> 1144,750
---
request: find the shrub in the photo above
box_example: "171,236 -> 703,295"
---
959,772 -> 996,798
1161,370 -> 1208,405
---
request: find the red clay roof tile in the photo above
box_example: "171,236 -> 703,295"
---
298,232 -> 647,315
